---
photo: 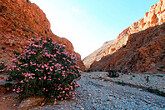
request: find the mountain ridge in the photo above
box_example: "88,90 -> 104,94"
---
84,0 -> 165,71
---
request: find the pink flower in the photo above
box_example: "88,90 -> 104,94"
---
44,76 -> 46,79
41,103 -> 45,106
70,86 -> 73,90
13,89 -> 15,92
65,88 -> 69,91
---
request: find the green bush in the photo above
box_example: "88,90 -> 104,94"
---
6,37 -> 81,100
107,69 -> 119,77
13,50 -> 21,55
1,46 -> 6,50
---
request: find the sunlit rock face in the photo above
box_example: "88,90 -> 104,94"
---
89,0 -> 165,73
83,40 -> 114,69
0,0 -> 85,70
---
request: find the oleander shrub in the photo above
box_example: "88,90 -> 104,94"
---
6,37 -> 81,100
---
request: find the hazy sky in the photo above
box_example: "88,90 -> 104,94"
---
30,0 -> 159,59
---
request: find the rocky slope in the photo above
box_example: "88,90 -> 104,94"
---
90,21 -> 165,74
83,40 -> 114,69
0,0 -> 85,70
84,0 -> 165,69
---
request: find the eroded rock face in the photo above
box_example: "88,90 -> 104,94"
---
90,21 -> 165,74
84,0 -> 165,70
83,40 -> 114,69
0,0 -> 85,70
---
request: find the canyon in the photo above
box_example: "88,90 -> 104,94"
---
0,0 -> 165,109
84,0 -> 165,74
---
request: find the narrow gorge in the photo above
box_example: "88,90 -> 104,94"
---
84,0 -> 165,74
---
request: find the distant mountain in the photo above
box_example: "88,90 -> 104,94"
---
90,0 -> 165,74
83,40 -> 114,69
0,0 -> 85,70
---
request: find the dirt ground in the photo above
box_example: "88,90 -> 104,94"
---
0,93 -> 19,110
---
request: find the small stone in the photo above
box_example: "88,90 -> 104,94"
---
54,101 -> 57,105
13,104 -> 17,107
80,107 -> 84,110
147,96 -> 151,98
83,89 -> 88,91
107,99 -> 111,102
144,99 -> 151,104
100,79 -> 104,81
18,97 -> 45,110
88,94 -> 91,96
107,97 -> 113,101
109,94 -> 114,96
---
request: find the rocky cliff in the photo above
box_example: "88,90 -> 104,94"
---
90,0 -> 165,74
84,0 -> 165,70
83,40 -> 114,69
90,22 -> 165,74
0,0 -> 85,70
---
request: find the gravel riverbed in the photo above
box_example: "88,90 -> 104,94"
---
33,72 -> 165,110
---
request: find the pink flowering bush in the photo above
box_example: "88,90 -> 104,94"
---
6,37 -> 81,100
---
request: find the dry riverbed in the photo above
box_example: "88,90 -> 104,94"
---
0,72 -> 165,110
32,72 -> 165,110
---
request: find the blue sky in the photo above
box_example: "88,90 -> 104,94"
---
30,0 -> 159,59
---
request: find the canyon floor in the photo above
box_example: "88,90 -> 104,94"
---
0,72 -> 165,110
33,72 -> 165,110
